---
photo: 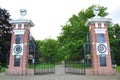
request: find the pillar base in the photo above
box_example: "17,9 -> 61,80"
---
6,69 -> 27,76
93,67 -> 116,75
6,69 -> 34,76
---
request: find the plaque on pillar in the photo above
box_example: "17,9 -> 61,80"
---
14,55 -> 21,67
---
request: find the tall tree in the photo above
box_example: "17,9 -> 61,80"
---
57,5 -> 108,60
0,8 -> 12,66
108,24 -> 120,65
36,39 -> 61,63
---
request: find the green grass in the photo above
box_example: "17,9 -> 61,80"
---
0,67 -> 6,72
116,66 -> 120,73
67,63 -> 91,69
29,63 -> 55,69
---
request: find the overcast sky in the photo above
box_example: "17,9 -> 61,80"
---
0,0 -> 120,40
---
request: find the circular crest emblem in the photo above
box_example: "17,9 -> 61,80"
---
97,44 -> 107,53
14,45 -> 22,54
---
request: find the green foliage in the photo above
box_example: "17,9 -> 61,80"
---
0,66 -> 6,72
116,66 -> 120,73
67,63 -> 85,69
58,5 -> 108,60
0,8 -> 12,66
36,39 -> 62,63
1,67 -> 6,72
66,63 -> 91,69
108,24 -> 120,65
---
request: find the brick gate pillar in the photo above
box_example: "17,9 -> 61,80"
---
6,9 -> 34,75
86,7 -> 116,75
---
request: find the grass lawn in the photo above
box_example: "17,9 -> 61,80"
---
116,66 -> 120,73
0,67 -> 6,72
29,63 -> 55,69
66,63 -> 91,69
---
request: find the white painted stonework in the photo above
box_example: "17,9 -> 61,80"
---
85,18 -> 112,26
95,23 -> 98,28
9,19 -> 34,27
13,30 -> 25,35
94,28 -> 106,34
21,24 -> 24,29
16,24 -> 18,29
101,23 -> 105,28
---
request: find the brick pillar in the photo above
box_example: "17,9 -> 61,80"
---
6,15 -> 34,75
86,7 -> 116,75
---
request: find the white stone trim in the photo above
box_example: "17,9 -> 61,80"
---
94,29 -> 106,34
9,19 -> 34,27
13,30 -> 25,35
101,23 -> 104,28
21,24 -> 24,29
95,23 -> 98,28
16,24 -> 18,29
86,17 -> 112,26
89,25 -> 91,30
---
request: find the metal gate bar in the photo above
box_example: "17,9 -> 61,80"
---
34,62 -> 55,75
65,61 -> 85,75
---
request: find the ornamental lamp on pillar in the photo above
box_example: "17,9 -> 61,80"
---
6,9 -> 34,75
86,7 -> 116,75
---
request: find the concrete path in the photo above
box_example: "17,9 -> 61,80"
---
55,64 -> 65,75
0,64 -> 120,80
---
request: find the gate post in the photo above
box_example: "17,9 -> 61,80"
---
6,9 -> 34,75
86,7 -> 116,75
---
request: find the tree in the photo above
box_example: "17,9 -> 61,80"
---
36,39 -> 61,63
57,5 -> 108,60
108,24 -> 120,65
0,8 -> 12,66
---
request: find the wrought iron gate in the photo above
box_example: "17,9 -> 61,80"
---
34,57 -> 55,75
65,60 -> 85,74
65,43 -> 92,75
28,39 -> 55,75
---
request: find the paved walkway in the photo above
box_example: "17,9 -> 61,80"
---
0,64 -> 120,80
55,64 -> 65,75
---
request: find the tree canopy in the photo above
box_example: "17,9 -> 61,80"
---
0,8 -> 12,66
108,24 -> 120,65
36,39 -> 61,63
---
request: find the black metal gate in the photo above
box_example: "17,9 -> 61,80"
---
34,57 -> 55,75
65,45 -> 86,75
34,48 -> 55,75
65,43 -> 92,75
65,60 -> 85,74
28,39 -> 55,75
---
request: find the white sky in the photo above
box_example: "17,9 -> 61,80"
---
0,0 -> 120,40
